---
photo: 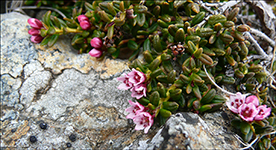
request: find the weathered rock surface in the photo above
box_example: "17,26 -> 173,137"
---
126,112 -> 240,149
1,12 -> 241,149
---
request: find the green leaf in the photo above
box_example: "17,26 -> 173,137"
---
42,11 -> 52,27
128,49 -> 140,61
137,13 -> 145,27
127,40 -> 139,51
40,35 -> 51,46
240,121 -> 251,135
149,91 -> 160,106
153,34 -> 163,52
143,38 -> 151,52
48,34 -> 59,47
107,24 -> 115,39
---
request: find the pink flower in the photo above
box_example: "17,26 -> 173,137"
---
254,105 -> 271,121
31,35 -> 44,43
130,84 -> 147,99
77,15 -> 89,23
133,112 -> 154,134
117,73 -> 134,90
80,21 -> 91,30
128,68 -> 146,86
125,100 -> 145,119
28,28 -> 40,36
226,92 -> 247,114
28,18 -> 43,29
89,48 -> 102,58
90,37 -> 103,49
245,95 -> 259,107
238,103 -> 259,122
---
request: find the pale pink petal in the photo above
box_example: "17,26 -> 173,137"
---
118,83 -> 131,90
134,124 -> 144,130
144,126 -> 151,134
126,113 -> 136,119
245,95 -> 259,106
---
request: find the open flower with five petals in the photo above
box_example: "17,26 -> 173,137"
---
128,68 -> 146,86
226,92 -> 247,114
238,103 -> 259,122
133,112 -> 154,134
125,100 -> 145,119
254,105 -> 271,121
130,84 -> 147,99
117,73 -> 134,90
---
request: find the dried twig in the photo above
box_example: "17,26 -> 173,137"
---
203,65 -> 236,96
250,28 -> 276,47
7,6 -> 67,18
244,32 -> 270,60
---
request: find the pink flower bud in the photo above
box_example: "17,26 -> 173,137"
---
117,73 -> 133,90
130,84 -> 147,99
133,112 -> 154,134
30,35 -> 44,43
77,15 -> 89,23
254,105 -> 271,121
90,37 -> 103,49
80,21 -> 91,30
28,28 -> 40,36
28,18 -> 43,29
125,100 -> 145,119
238,103 -> 259,122
128,68 -> 146,86
89,48 -> 102,58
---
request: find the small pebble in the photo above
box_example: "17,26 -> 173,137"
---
11,128 -> 17,133
66,142 -> 72,148
29,136 -> 37,143
39,122 -> 48,130
69,134 -> 76,142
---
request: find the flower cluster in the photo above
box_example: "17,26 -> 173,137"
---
117,68 -> 147,99
125,100 -> 154,134
77,15 -> 91,30
226,92 -> 271,122
89,37 -> 103,58
27,18 -> 44,43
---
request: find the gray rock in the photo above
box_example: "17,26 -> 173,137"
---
127,112 -> 240,150
1,12 -> 38,78
1,74 -> 22,107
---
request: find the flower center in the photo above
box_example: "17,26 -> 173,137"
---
233,99 -> 243,108
242,107 -> 253,117
135,74 -> 141,82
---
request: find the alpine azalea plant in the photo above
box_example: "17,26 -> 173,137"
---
25,0 -> 275,148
